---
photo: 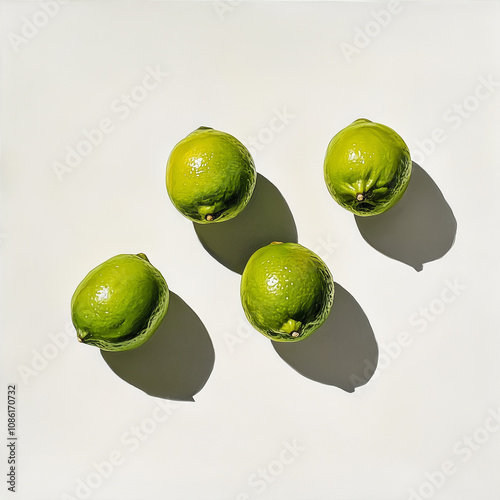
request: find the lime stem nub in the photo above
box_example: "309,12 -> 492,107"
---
206,214 -> 214,221
77,330 -> 88,342
356,193 -> 365,202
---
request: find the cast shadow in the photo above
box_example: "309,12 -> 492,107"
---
101,292 -> 214,401
355,162 -> 457,271
193,173 -> 298,274
272,283 -> 378,393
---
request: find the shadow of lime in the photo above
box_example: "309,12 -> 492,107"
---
272,283 -> 378,392
355,163 -> 457,271
193,173 -> 298,274
101,292 -> 214,401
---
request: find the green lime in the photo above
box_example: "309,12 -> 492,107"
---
166,126 -> 256,224
71,253 -> 169,351
240,242 -> 334,342
324,118 -> 412,216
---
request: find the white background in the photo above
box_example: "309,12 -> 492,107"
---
1,1 -> 500,499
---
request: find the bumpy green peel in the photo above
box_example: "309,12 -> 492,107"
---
166,127 -> 256,224
240,242 -> 334,342
324,118 -> 412,216
71,253 -> 169,351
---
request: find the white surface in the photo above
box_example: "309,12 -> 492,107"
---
1,1 -> 500,499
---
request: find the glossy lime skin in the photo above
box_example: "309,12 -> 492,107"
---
240,242 -> 334,342
324,119 -> 412,216
166,127 -> 256,224
71,253 -> 169,351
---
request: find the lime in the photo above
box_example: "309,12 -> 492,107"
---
71,253 -> 169,351
240,242 -> 334,342
324,118 -> 412,216
166,126 -> 256,223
